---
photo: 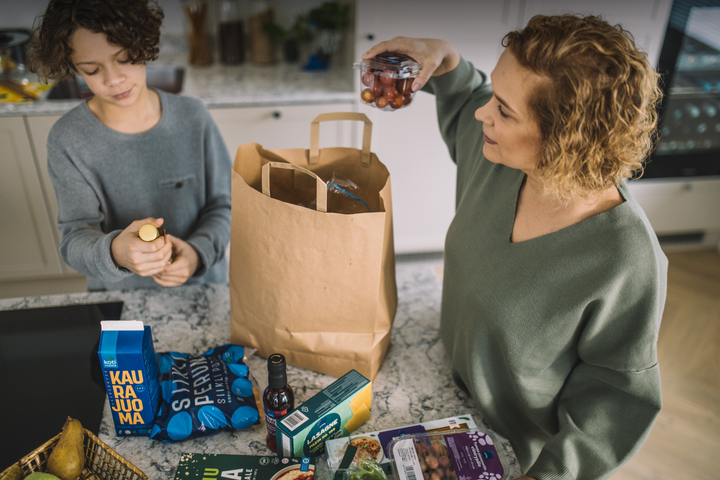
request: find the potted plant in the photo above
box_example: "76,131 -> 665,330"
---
263,14 -> 314,63
303,1 -> 350,70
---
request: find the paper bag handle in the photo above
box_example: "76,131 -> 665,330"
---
309,112 -> 373,167
261,161 -> 328,213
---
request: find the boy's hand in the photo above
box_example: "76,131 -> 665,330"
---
111,218 -> 173,276
152,235 -> 200,287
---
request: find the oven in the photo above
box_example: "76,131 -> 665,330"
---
646,0 -> 720,178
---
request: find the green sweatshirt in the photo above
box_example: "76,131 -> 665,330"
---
423,58 -> 668,480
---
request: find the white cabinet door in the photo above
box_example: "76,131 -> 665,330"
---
627,178 -> 720,234
209,103 -> 357,158
355,1 -> 519,253
24,114 -> 82,276
0,116 -> 63,280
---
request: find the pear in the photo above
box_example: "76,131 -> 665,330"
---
0,463 -> 23,480
46,417 -> 85,480
24,474 -> 61,480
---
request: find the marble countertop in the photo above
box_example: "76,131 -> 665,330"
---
0,40 -> 356,117
0,264 -> 523,480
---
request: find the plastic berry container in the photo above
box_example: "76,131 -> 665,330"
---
353,52 -> 422,112
387,429 -> 510,480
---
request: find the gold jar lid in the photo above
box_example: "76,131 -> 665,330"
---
138,224 -> 160,242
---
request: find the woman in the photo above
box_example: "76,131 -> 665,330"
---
28,0 -> 231,290
364,14 -> 667,480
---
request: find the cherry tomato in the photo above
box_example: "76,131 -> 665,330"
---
397,78 -> 414,94
362,72 -> 375,87
371,78 -> 384,96
361,88 -> 375,104
426,455 -> 439,470
438,455 -> 450,468
380,69 -> 395,85
389,94 -> 405,109
375,96 -> 389,109
383,85 -> 398,100
403,93 -> 413,106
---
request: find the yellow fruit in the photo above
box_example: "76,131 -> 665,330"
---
24,474 -> 61,480
0,463 -> 23,480
46,417 -> 85,480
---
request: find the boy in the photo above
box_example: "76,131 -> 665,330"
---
28,0 -> 231,290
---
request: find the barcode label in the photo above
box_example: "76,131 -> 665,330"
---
281,410 -> 309,431
403,465 -> 417,480
393,438 -> 422,480
282,433 -> 291,456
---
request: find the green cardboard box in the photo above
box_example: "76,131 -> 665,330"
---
276,370 -> 372,458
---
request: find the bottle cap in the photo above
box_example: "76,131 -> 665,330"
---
138,224 -> 160,242
267,353 -> 288,389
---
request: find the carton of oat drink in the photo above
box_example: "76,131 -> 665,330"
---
98,320 -> 160,436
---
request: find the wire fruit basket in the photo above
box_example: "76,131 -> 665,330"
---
0,428 -> 148,480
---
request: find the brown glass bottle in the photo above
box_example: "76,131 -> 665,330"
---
264,353 -> 294,453
138,224 -> 176,262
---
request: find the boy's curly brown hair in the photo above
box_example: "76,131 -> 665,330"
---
502,14 -> 662,202
28,0 -> 164,81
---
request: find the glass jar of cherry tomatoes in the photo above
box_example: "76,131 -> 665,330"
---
353,52 -> 421,111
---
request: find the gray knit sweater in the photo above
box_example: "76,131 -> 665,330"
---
47,89 -> 231,290
424,58 -> 668,480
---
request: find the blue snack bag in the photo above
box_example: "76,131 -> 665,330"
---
150,344 -> 261,442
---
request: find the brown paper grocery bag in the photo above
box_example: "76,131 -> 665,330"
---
230,112 -> 397,380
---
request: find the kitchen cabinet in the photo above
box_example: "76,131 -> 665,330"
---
355,0 -> 673,254
0,116 -> 64,280
626,177 -> 720,249
209,103 -> 357,156
23,114 -> 78,274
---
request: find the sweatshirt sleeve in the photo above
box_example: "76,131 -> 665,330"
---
47,141 -> 133,283
526,252 -> 667,480
422,57 -> 491,163
185,108 -> 232,277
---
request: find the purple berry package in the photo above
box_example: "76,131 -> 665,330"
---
387,429 -> 510,480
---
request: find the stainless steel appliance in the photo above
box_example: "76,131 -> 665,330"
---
0,29 -> 31,81
647,0 -> 720,178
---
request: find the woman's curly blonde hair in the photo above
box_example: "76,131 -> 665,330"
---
28,0 -> 164,82
502,14 -> 662,202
